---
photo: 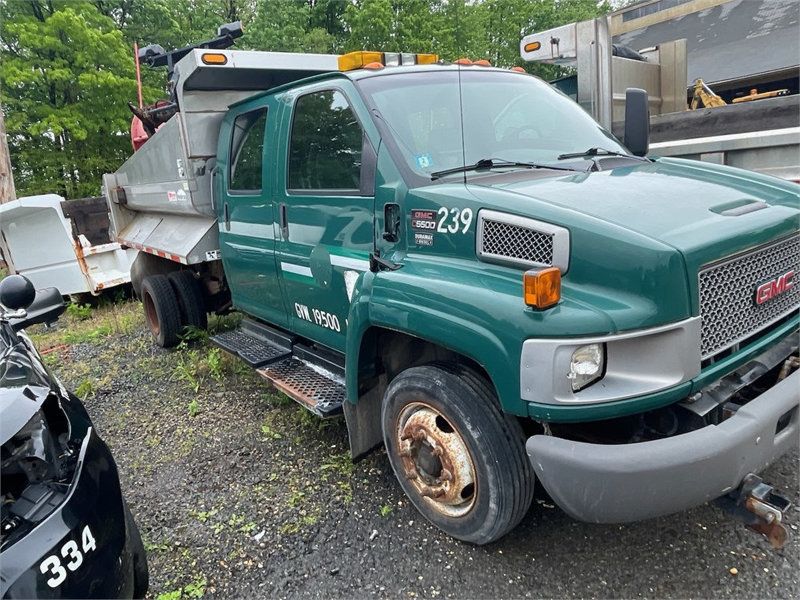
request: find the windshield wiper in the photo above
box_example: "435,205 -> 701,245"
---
557,147 -> 649,161
431,158 -> 580,180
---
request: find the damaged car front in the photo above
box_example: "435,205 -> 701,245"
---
0,275 -> 148,599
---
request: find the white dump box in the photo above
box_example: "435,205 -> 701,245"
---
103,49 -> 338,265
0,194 -> 137,296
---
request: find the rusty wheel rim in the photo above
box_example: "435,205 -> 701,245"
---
396,401 -> 477,518
143,292 -> 160,336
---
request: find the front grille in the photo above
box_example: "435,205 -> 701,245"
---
699,234 -> 800,358
481,219 -> 554,265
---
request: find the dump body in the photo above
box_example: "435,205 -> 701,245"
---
0,195 -> 135,296
104,49 -> 338,265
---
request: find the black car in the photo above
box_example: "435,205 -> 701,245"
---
0,275 -> 148,599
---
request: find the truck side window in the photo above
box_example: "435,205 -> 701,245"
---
288,90 -> 362,192
230,108 -> 267,192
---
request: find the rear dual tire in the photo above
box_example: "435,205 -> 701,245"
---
141,271 -> 206,348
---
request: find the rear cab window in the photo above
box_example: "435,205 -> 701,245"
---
229,108 -> 267,193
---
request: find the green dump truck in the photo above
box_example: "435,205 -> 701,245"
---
103,26 -> 800,545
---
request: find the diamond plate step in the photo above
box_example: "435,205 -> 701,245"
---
210,328 -> 291,368
258,358 -> 344,418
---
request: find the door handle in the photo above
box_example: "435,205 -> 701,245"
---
223,202 -> 230,231
383,203 -> 401,242
279,203 -> 289,240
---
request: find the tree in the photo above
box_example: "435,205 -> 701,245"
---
1,0 -> 141,198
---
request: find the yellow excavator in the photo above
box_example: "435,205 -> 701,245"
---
690,78 -> 790,109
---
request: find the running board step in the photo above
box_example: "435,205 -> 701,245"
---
258,358 -> 345,418
210,322 -> 291,368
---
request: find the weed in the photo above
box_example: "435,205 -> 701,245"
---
189,508 -> 217,523
156,590 -> 182,600
180,325 -> 209,344
287,490 -> 305,507
75,379 -> 95,400
293,405 -> 332,432
183,577 -> 207,599
144,540 -> 171,553
187,398 -> 200,417
379,504 -> 393,517
173,342 -> 202,392
260,422 -> 282,440
320,452 -> 355,478
239,521 -> 257,534
206,348 -> 224,382
66,302 -> 92,321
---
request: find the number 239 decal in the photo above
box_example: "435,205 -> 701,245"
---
437,207 -> 473,234
39,525 -> 97,588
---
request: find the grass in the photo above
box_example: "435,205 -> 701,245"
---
28,299 -> 141,350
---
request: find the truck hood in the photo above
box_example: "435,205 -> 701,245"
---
465,157 -> 799,324
469,158 -> 799,261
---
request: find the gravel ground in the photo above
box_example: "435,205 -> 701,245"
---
30,301 -> 800,599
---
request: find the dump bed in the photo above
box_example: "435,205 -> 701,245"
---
104,49 -> 338,264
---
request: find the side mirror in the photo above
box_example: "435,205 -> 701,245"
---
0,275 -> 35,310
624,87 -> 650,157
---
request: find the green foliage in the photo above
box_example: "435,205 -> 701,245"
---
187,397 -> 200,417
2,0 -> 610,199
75,378 -> 95,399
66,302 -> 93,321
379,504 -> 393,517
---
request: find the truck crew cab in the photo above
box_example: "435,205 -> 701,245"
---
103,26 -> 800,545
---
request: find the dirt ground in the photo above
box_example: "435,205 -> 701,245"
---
29,300 -> 800,600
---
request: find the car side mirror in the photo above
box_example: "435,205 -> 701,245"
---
0,275 -> 35,310
624,88 -> 650,157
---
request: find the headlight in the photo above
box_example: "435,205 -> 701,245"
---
567,343 -> 605,391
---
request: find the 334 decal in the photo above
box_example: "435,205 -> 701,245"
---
39,525 -> 97,588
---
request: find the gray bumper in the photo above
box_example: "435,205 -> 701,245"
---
526,370 -> 800,523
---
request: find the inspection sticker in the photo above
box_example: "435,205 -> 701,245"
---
167,191 -> 177,202
414,153 -> 433,169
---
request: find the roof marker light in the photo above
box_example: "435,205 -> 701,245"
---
338,51 -> 440,71
201,52 -> 228,65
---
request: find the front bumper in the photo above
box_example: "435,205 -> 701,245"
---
526,369 -> 800,523
1,427 -> 139,599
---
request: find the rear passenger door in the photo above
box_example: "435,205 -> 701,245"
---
275,83 -> 377,352
217,101 -> 287,327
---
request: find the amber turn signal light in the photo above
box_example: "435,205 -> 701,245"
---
523,267 -> 561,309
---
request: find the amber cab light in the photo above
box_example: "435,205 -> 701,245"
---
201,52 -> 228,65
523,267 -> 561,309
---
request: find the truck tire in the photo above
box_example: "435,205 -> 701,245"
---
141,274 -> 181,348
382,363 -> 534,544
167,270 -> 208,331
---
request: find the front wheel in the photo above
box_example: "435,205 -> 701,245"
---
382,364 -> 534,544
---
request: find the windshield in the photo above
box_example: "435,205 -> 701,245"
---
358,69 -> 627,179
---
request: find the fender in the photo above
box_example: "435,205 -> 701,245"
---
344,264 -> 524,415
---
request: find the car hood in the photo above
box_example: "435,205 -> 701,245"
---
0,339 -> 53,445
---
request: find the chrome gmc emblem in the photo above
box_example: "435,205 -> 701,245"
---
755,270 -> 795,305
